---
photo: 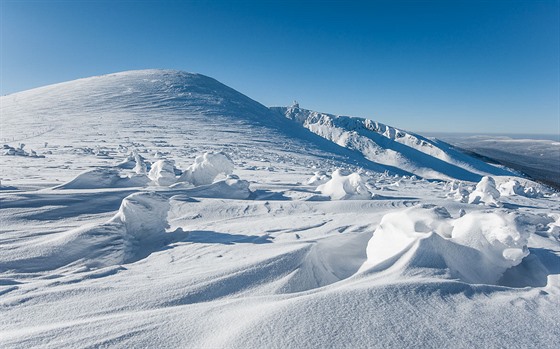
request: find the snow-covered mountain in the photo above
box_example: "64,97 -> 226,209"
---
1,70 -> 558,348
2,69 -> 512,188
272,104 -> 514,181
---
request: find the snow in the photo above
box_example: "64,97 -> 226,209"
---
53,168 -> 149,189
362,205 -> 529,284
468,176 -> 500,206
111,191 -> 170,241
316,169 -> 371,200
0,70 -> 559,348
307,171 -> 330,185
148,159 -> 177,186
273,104 -> 516,181
178,151 -> 234,186
499,179 -> 525,196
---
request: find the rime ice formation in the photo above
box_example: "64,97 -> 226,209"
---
468,176 -> 500,206
178,152 -> 234,186
316,169 -> 371,200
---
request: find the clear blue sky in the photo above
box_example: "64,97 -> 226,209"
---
1,0 -> 558,134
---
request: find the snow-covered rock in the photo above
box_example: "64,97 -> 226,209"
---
446,180 -> 470,202
316,169 -> 371,200
468,176 -> 500,206
178,152 -> 234,186
110,191 -> 170,241
307,171 -> 331,185
148,159 -> 177,186
498,180 -> 525,196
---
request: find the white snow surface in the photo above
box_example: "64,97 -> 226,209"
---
316,169 -> 371,200
1,70 -> 559,348
468,176 -> 501,206
148,159 -> 177,186
362,205 -> 530,284
178,151 -> 234,186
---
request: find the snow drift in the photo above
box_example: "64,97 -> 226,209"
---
361,205 -> 529,284
53,168 -> 149,189
0,192 -> 170,272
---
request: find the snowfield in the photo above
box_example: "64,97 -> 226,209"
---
1,70 -> 559,348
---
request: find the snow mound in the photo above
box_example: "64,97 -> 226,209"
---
172,176 -> 252,199
110,191 -> 170,241
148,159 -> 177,186
316,169 -> 371,200
362,205 -> 529,284
0,192 -> 170,272
53,168 -> 149,189
468,176 -> 500,206
179,152 -> 234,186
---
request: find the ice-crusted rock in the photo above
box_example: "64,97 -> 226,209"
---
362,205 -> 530,284
316,169 -> 371,200
446,180 -> 470,202
307,171 -> 331,185
523,186 -> 543,198
498,180 -> 525,196
148,159 -> 177,186
468,176 -> 500,206
178,152 -> 234,186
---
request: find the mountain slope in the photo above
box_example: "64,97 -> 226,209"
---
1,70 -> 411,188
2,69 -> 510,189
272,104 -> 514,181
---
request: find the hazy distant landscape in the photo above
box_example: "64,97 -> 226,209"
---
427,133 -> 560,189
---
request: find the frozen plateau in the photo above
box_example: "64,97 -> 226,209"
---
1,69 -> 559,348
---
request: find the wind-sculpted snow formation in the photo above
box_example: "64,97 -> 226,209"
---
361,205 -> 529,284
316,169 -> 372,200
1,70 -> 559,348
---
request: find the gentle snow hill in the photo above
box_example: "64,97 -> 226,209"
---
0,69 -> 410,188
2,69 -> 509,188
272,104 -> 515,181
